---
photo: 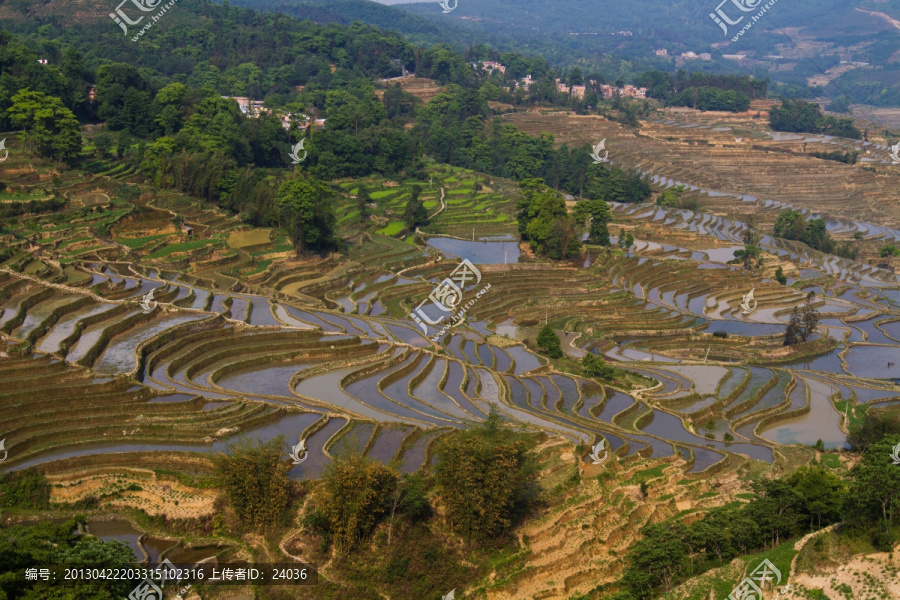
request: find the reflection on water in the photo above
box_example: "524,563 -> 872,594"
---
426,237 -> 520,264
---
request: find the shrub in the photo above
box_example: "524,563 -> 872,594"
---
318,454 -> 398,553
0,468 -> 51,509
712,331 -> 728,338
214,437 -> 293,533
434,407 -> 537,546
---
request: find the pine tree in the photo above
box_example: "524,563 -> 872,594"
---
537,324 -> 563,358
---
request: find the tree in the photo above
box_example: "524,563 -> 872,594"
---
733,227 -> 763,270
847,410 -> 900,453
618,229 -> 634,251
880,245 -> 900,258
93,131 -> 115,158
574,199 -> 612,246
213,437 -> 293,532
403,184 -> 428,230
536,324 -> 563,358
800,291 -> 819,342
7,89 -> 82,163
357,185 -> 371,221
621,522 -> 691,596
787,467 -> 845,529
773,209 -> 805,240
774,266 -> 787,286
845,435 -> 900,537
275,176 -> 339,254
434,407 -> 536,546
784,306 -> 803,346
582,352 -> 615,380
318,454 -> 398,553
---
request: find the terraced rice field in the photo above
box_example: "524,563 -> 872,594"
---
3,120 -> 900,511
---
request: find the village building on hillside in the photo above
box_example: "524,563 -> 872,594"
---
472,61 -> 506,74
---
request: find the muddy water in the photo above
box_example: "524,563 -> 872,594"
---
507,345 -> 543,375
294,362 -> 404,421
412,358 -> 478,421
426,237 -> 520,264
399,429 -> 444,473
289,417 -> 346,479
94,314 -> 207,374
7,411 -> 322,472
246,295 -> 280,325
442,361 -> 486,418
216,362 -> 318,398
596,391 -> 635,423
688,446 -> 726,472
66,309 -> 141,362
641,409 -> 773,462
760,378 -> 847,449
844,346 -> 900,379
13,295 -> 84,339
330,422 -> 376,458
366,426 -> 413,462
379,358 -> 461,424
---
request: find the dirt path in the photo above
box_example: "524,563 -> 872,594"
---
429,187 -> 447,220
856,8 -> 900,31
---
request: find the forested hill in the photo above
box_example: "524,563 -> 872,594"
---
231,0 -> 900,103
227,0 -> 490,48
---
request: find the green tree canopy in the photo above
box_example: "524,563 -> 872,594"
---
434,408 -> 536,546
7,89 -> 82,163
213,436 -> 293,532
275,176 -> 339,254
